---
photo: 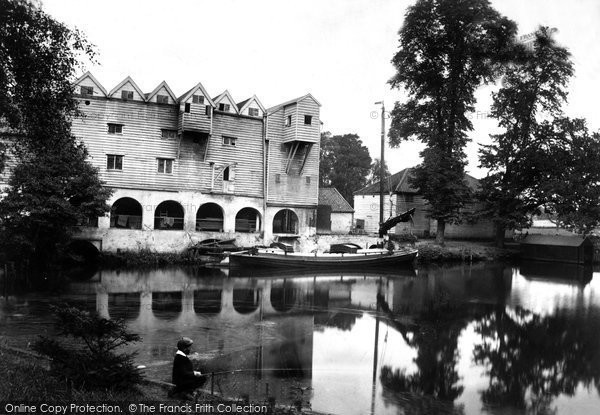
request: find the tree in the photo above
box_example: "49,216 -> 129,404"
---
0,0 -> 111,279
388,0 -> 518,244
478,27 -> 574,246
367,158 -> 390,185
33,304 -> 143,390
540,118 -> 600,234
319,132 -> 372,205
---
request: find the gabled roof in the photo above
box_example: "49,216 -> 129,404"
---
319,187 -> 354,213
178,81 -> 215,106
108,76 -> 146,101
74,71 -> 108,97
354,167 -> 480,195
212,90 -> 239,114
266,93 -> 321,114
145,80 -> 177,103
237,95 -> 266,113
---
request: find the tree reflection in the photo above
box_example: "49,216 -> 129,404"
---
473,306 -> 600,410
378,292 -> 468,410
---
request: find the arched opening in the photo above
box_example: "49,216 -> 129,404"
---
154,200 -> 184,230
235,208 -> 261,233
152,291 -> 182,320
271,281 -> 297,312
194,290 -> 222,314
233,288 -> 259,314
110,197 -> 143,229
196,203 -> 224,231
273,209 -> 298,234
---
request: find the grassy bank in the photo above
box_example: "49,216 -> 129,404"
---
415,240 -> 518,264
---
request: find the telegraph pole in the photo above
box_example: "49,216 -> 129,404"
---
374,101 -> 385,238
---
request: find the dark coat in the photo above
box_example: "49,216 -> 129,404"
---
172,353 -> 205,393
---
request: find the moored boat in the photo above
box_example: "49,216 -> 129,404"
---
229,245 -> 418,268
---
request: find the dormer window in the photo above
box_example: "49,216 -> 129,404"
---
80,86 -> 94,96
157,95 -> 168,104
192,95 -> 204,104
248,108 -> 259,117
304,115 -> 312,125
286,115 -> 292,127
219,103 -> 230,112
121,90 -> 133,100
184,103 -> 191,113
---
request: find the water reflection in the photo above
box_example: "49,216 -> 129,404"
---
1,263 -> 599,415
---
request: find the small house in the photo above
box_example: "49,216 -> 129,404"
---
317,188 -> 354,234
520,235 -> 593,264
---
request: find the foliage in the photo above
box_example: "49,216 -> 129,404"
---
0,0 -> 111,277
539,118 -> 600,234
367,157 -> 390,185
32,304 -> 143,391
388,0 -> 518,244
319,132 -> 372,205
478,27 -> 574,245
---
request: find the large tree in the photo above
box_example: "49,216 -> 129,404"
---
478,27 -> 574,246
367,158 -> 391,185
0,0 -> 111,279
388,0 -> 517,244
319,132 -> 372,205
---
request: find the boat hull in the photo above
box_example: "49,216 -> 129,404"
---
229,249 -> 418,269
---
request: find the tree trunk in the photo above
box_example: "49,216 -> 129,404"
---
436,219 -> 446,245
495,223 -> 505,248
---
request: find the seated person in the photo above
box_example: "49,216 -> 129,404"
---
171,337 -> 206,399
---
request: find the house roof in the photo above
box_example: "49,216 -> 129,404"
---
145,80 -> 178,103
266,93 -> 321,114
74,71 -> 108,97
178,81 -> 215,106
108,76 -> 147,101
319,187 -> 354,213
237,95 -> 266,114
353,167 -> 480,195
212,90 -> 239,114
521,235 -> 589,247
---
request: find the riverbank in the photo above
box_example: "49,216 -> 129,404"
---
0,349 -> 320,414
95,239 -> 518,268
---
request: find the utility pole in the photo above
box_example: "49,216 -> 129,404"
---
374,101 -> 385,238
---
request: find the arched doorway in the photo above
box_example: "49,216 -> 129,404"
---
196,203 -> 224,231
110,197 -> 143,229
273,209 -> 298,234
154,200 -> 184,230
235,208 -> 261,233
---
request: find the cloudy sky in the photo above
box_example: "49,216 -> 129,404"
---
44,0 -> 600,178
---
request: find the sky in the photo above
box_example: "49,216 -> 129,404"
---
42,0 -> 600,179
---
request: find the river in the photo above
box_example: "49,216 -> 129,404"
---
1,261 -> 599,415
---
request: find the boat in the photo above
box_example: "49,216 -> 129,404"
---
229,243 -> 418,269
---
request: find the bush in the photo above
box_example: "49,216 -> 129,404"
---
32,304 -> 143,391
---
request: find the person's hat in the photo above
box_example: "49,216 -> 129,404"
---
177,337 -> 194,349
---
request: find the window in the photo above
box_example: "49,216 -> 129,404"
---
156,94 -> 169,104
107,123 -> 123,134
223,167 -> 230,181
121,90 -> 133,100
192,95 -> 204,104
248,108 -> 259,117
275,174 -> 281,183
218,103 -> 230,112
304,115 -> 312,125
106,155 -> 123,170
157,158 -> 173,174
285,115 -> 292,127
306,176 -> 311,184
222,136 -> 237,146
161,129 -> 177,139
205,105 -> 211,116
80,86 -> 94,96
184,103 -> 191,113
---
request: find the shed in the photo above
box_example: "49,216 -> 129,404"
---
520,235 -> 593,264
318,188 -> 354,234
